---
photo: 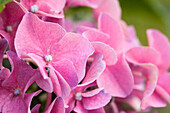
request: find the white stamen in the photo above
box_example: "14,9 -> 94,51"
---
30,5 -> 39,13
14,89 -> 21,95
75,92 -> 82,101
44,55 -> 53,62
6,26 -> 13,32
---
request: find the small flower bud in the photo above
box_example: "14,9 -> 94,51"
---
75,92 -> 82,101
30,5 -> 39,13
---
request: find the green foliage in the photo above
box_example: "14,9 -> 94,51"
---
0,0 -> 12,12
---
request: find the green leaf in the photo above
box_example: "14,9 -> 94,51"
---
0,0 -> 12,12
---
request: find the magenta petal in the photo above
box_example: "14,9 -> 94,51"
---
15,12 -> 66,58
97,54 -> 134,97
52,59 -> 78,88
45,97 -> 65,113
80,54 -> 105,86
98,13 -> 125,53
92,42 -> 117,65
2,96 -> 28,113
0,68 -> 10,85
93,0 -> 121,20
0,39 -> 7,68
31,104 -> 41,113
53,32 -> 94,82
147,29 -> 170,72
0,88 -> 11,112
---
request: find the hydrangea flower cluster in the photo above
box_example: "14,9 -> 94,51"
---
0,0 -> 169,113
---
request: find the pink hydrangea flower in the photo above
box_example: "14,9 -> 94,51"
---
0,51 -> 41,113
15,13 -> 94,98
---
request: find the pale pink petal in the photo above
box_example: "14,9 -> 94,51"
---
82,89 -> 111,110
125,47 -> 161,66
97,54 -> 134,97
98,13 -> 125,53
82,88 -> 104,97
141,91 -> 167,109
147,29 -> 170,72
82,29 -> 110,42
156,85 -> 170,104
52,32 -> 94,82
92,42 -> 117,65
93,0 -> 121,20
15,12 -> 66,58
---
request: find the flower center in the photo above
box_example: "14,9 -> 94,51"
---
6,26 -> 13,32
44,55 -> 53,62
14,89 -> 21,95
30,5 -> 39,13
75,92 -> 82,101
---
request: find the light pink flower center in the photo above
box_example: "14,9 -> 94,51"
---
75,92 -> 82,101
6,26 -> 13,32
14,89 -> 21,95
30,5 -> 39,13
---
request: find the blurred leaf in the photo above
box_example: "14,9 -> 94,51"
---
0,0 -> 12,12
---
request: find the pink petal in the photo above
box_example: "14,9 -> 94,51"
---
125,47 -> 161,66
15,12 -> 66,58
82,29 -> 110,42
92,42 -> 117,65
82,89 -> 111,110
45,97 -> 65,113
79,54 -> 105,86
141,91 -> 167,109
93,0 -> 121,20
147,29 -> 170,72
97,54 -> 134,97
98,13 -> 125,53
52,32 -> 94,82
